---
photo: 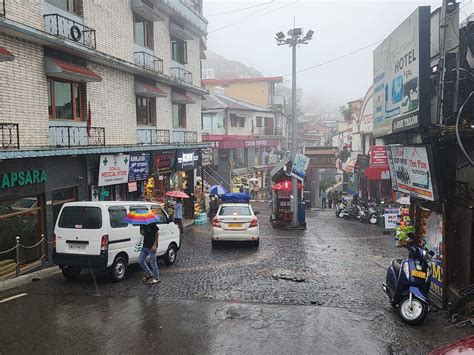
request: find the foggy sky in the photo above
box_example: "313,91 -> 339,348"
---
204,0 -> 473,113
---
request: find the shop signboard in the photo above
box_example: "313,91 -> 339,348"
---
291,152 -> 310,181
128,153 -> 150,182
343,152 -> 360,174
98,154 -> 130,187
387,145 -> 437,201
383,207 -> 399,230
370,146 -> 388,167
128,182 -> 138,192
373,7 -> 431,137
153,150 -> 175,176
1,168 -> 47,189
430,259 -> 443,299
176,149 -> 201,171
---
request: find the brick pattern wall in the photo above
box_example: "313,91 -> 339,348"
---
185,37 -> 201,87
82,0 -> 134,63
87,63 -> 136,145
186,92 -> 202,142
0,35 -> 49,148
154,15 -> 172,76
4,0 -> 44,30
156,85 -> 173,132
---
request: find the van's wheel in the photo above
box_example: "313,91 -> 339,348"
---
164,244 -> 177,265
110,256 -> 127,282
253,240 -> 259,247
398,296 -> 428,325
61,266 -> 81,280
212,240 -> 219,248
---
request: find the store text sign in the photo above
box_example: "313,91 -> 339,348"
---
128,153 -> 150,182
1,169 -> 47,189
370,146 -> 388,167
206,139 -> 279,149
98,154 -> 130,187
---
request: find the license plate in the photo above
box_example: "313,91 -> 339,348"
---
412,270 -> 427,278
68,243 -> 86,251
228,223 -> 243,229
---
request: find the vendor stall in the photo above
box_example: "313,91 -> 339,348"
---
270,180 -> 304,229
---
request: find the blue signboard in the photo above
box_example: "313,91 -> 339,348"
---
291,152 -> 310,181
128,153 -> 150,182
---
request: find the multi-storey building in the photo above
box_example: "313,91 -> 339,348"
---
0,0 -> 208,275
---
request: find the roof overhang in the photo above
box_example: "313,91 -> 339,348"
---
170,21 -> 194,40
0,46 -> 14,61
172,91 -> 196,105
131,0 -> 165,22
135,81 -> 167,98
45,57 -> 102,82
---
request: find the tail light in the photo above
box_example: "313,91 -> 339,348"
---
212,218 -> 221,228
52,233 -> 56,248
250,218 -> 258,227
101,235 -> 109,251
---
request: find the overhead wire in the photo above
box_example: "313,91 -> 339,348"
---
206,1 -> 276,17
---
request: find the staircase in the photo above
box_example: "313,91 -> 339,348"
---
203,166 -> 231,191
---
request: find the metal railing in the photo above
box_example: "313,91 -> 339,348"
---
173,130 -> 197,143
43,14 -> 97,49
137,128 -> 170,145
0,235 -> 50,278
134,52 -> 163,73
49,126 -> 105,148
171,67 -> 193,84
1,123 -> 20,149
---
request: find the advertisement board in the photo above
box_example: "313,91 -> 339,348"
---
176,149 -> 201,171
128,153 -> 150,182
387,145 -> 437,201
291,152 -> 310,181
383,207 -> 399,230
98,154 -> 130,187
153,150 -> 175,176
373,7 -> 431,137
370,146 -> 388,167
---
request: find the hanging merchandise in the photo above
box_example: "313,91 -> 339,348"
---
395,204 -> 413,246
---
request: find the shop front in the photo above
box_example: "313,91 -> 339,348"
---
174,149 -> 201,219
146,150 -> 176,204
127,152 -> 151,201
364,146 -> 392,202
0,156 -> 87,275
92,154 -> 131,202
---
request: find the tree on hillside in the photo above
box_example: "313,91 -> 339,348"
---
339,104 -> 353,121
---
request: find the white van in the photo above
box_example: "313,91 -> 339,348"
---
53,201 -> 181,282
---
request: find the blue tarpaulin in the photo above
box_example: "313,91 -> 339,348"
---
221,193 -> 250,203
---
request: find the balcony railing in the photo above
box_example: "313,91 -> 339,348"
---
44,14 -> 97,49
1,123 -> 20,150
49,126 -> 105,148
171,67 -> 193,84
135,52 -> 163,73
255,126 -> 275,136
137,128 -> 170,145
173,130 -> 197,143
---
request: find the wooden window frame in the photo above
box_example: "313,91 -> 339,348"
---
134,14 -> 154,50
172,103 -> 186,129
48,78 -> 84,121
136,95 -> 156,126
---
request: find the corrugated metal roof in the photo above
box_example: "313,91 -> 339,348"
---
0,143 -> 210,160
202,94 -> 273,112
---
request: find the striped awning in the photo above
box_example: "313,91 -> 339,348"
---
134,81 -> 167,98
45,57 -> 102,82
0,47 -> 14,62
171,91 -> 196,105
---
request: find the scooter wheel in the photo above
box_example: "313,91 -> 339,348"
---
398,296 -> 428,325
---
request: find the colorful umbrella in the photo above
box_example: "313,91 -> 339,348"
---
165,190 -> 190,198
123,210 -> 160,225
209,185 -> 227,195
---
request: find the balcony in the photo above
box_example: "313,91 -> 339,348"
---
1,123 -> 20,150
137,128 -> 170,145
49,126 -> 105,148
131,0 -> 164,22
157,0 -> 207,36
173,130 -> 197,143
44,14 -> 97,49
134,52 -> 163,73
171,67 -> 193,84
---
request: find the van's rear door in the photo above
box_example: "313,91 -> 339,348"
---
55,205 -> 104,255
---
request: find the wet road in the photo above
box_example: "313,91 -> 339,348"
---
0,205 -> 471,354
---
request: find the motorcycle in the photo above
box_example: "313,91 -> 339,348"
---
338,202 -> 360,220
382,241 -> 434,325
358,202 -> 379,225
335,199 -> 349,218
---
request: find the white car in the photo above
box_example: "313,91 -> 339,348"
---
53,201 -> 181,282
211,203 -> 260,247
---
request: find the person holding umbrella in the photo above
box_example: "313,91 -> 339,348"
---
174,198 -> 184,235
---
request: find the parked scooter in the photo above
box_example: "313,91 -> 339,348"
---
358,202 -> 379,224
382,236 -> 434,325
335,199 -> 349,218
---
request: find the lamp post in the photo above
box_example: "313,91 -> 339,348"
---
276,28 -> 313,227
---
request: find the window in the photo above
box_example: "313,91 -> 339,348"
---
58,206 -> 102,229
171,37 -> 187,64
47,0 -> 80,14
136,96 -> 156,125
256,116 -> 263,128
48,79 -> 83,120
230,114 -> 245,128
172,104 -> 186,128
134,14 -> 153,49
108,207 -> 128,228
150,205 -> 168,224
219,206 -> 252,216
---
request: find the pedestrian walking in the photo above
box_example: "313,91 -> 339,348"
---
327,191 -> 333,209
321,189 -> 327,209
174,198 -> 184,234
138,224 -> 160,284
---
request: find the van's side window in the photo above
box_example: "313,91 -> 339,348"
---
151,205 -> 168,224
109,207 -> 128,228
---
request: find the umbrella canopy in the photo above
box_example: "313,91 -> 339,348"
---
123,210 -> 160,225
165,190 -> 190,198
209,185 -> 227,195
272,180 -> 303,191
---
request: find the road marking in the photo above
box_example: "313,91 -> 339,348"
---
0,293 -> 28,304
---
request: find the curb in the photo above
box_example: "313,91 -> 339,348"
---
0,266 -> 60,293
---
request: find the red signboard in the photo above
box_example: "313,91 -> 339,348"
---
203,135 -> 280,149
370,146 -> 388,167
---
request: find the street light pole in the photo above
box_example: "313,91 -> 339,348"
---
276,28 -> 313,228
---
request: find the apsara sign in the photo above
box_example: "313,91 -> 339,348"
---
1,169 -> 47,189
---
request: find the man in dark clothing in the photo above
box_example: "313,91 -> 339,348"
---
138,223 -> 160,284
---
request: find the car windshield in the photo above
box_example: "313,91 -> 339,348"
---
58,206 -> 102,229
219,206 -> 251,216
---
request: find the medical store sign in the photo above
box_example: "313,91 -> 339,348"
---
387,146 -> 436,201
98,154 -> 130,187
373,7 -> 431,137
176,149 -> 201,171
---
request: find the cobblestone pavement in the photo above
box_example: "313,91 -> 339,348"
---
1,204 -> 472,353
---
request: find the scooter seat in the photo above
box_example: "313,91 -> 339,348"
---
391,258 -> 403,275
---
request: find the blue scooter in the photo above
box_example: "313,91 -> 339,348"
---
382,240 -> 434,325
